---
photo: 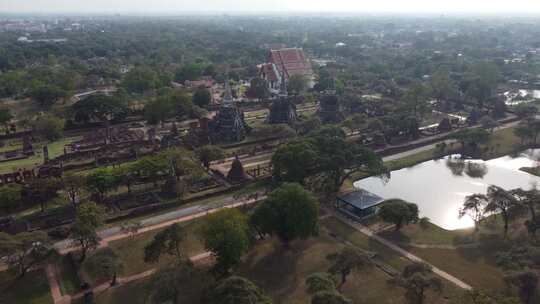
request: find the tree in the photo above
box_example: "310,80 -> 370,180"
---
122,67 -> 157,94
86,168 -> 118,203
209,276 -> 272,304
510,188 -> 540,230
459,194 -> 488,232
0,107 -> 13,134
288,74 -> 308,95
0,184 -> 22,214
311,291 -> 352,304
308,126 -> 386,193
250,183 -> 318,246
327,246 -> 372,290
196,145 -> 225,169
451,128 -> 490,154
175,63 -> 203,83
405,82 -> 431,120
151,262 -> 195,304
0,231 -> 51,278
390,262 -> 443,304
71,202 -> 105,262
94,248 -> 123,286
130,154 -> 170,186
29,84 -> 67,108
271,140 -> 318,184
479,116 -> 499,133
306,273 -> 337,294
378,199 -> 419,231
144,223 -> 185,264
62,172 -> 86,209
201,209 -> 252,273
26,177 -> 62,212
514,104 -> 538,119
32,115 -> 65,141
485,185 -> 518,238
430,70 -> 456,103
192,87 -> 212,108
504,271 -> 538,304
144,96 -> 175,125
71,94 -> 128,124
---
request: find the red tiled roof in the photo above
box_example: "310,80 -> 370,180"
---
259,63 -> 279,82
268,48 -> 313,78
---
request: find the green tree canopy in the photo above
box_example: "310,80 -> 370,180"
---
0,183 -> 22,214
0,231 -> 52,278
144,223 -> 186,264
378,199 -> 419,231
86,168 -> 119,203
196,145 -> 225,169
71,94 -> 128,124
192,86 -> 212,108
250,183 -> 318,246
71,202 -> 105,262
122,66 -> 157,94
209,276 -> 273,304
271,140 -> 318,184
201,208 -> 252,273
32,115 -> 65,141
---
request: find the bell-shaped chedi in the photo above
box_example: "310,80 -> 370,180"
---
227,155 -> 248,183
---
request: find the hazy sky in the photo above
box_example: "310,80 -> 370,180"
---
1,0 -> 540,14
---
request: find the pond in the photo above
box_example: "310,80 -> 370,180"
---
354,150 -> 540,230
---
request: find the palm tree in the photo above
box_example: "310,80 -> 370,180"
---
485,185 -> 517,238
459,194 -> 488,232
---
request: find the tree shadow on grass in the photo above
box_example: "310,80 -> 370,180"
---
238,238 -> 322,303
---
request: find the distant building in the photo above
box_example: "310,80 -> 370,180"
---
259,47 -> 314,93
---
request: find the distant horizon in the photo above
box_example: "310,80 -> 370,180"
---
1,11 -> 540,18
2,0 -> 540,16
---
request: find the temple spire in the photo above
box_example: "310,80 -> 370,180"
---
223,69 -> 234,105
279,64 -> 288,97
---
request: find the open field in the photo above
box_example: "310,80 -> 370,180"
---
0,269 -> 53,304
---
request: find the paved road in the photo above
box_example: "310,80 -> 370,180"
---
54,193 -> 266,253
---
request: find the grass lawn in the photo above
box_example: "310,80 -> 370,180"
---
409,246 -> 506,291
0,269 -> 53,304
320,216 -> 409,271
91,227 -> 464,304
378,222 -> 475,246
0,136 -> 81,173
54,254 -> 81,295
81,219 -> 205,285
92,267 -> 210,304
480,126 -> 521,159
520,166 -> 540,177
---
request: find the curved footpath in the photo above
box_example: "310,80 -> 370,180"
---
331,210 -> 472,290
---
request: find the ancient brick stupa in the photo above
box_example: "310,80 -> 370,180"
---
210,81 -> 248,142
227,155 -> 248,183
319,90 -> 344,123
268,71 -> 297,125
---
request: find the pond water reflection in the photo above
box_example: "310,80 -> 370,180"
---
354,150 -> 540,230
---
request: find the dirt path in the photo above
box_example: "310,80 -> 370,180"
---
48,252 -> 212,304
331,211 -> 473,290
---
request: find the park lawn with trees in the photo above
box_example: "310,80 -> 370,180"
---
80,219 -> 205,284
86,227 -> 464,304
0,269 -> 53,304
